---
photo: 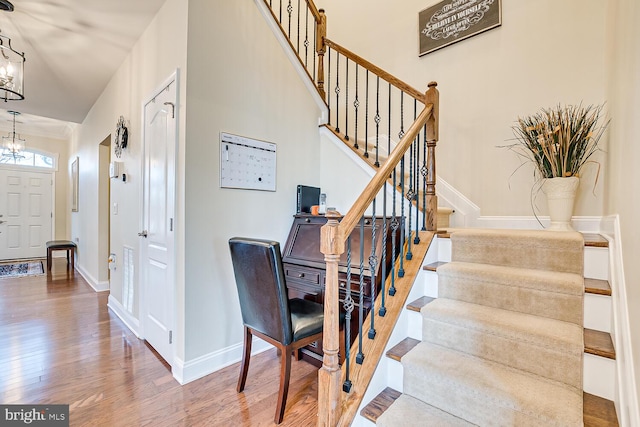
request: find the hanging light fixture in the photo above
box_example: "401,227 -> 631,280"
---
2,110 -> 25,160
0,1 -> 24,101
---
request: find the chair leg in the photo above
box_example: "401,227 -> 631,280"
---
236,326 -> 252,393
274,343 -> 292,424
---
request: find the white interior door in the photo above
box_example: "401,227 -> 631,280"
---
140,77 -> 177,365
0,168 -> 53,260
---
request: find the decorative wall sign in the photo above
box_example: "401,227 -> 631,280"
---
219,132 -> 277,192
419,0 -> 501,56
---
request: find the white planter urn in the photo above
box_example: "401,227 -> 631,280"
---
542,176 -> 579,231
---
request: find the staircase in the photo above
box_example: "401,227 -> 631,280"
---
359,230 -> 619,426
254,1 -> 623,425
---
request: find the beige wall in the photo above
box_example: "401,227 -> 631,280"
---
71,0 -> 188,354
606,0 -> 640,411
183,0 -> 322,360
318,0 -> 609,217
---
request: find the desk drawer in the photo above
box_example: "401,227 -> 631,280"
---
284,265 -> 321,286
337,274 -> 373,296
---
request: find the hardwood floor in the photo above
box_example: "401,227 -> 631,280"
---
0,258 -> 318,426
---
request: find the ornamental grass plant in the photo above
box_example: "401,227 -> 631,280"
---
509,103 -> 609,180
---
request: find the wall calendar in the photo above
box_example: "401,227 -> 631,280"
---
219,132 -> 277,191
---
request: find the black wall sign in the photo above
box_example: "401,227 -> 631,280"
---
419,0 -> 502,56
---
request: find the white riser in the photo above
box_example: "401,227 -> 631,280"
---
437,237 -> 452,262
584,293 -> 612,332
584,247 -> 609,280
584,353 -> 616,400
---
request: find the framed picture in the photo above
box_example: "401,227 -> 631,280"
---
419,0 -> 502,56
71,157 -> 79,212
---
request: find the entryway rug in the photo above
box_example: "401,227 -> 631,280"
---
0,261 -> 45,278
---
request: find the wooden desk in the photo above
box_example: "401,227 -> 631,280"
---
282,214 -> 399,364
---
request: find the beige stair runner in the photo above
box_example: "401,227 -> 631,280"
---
378,229 -> 585,426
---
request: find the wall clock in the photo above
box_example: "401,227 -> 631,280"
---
115,116 -> 128,158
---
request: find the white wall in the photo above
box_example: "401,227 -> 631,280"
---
317,0 -> 608,218
606,0 -> 640,419
71,0 -> 188,333
183,1 -> 322,361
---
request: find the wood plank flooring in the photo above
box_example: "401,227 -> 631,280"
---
0,258 -> 318,426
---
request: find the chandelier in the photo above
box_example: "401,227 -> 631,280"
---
0,1 -> 24,101
2,110 -> 25,159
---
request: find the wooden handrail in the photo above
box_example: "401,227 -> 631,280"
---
337,104 -> 433,237
324,38 -> 427,104
318,82 -> 439,427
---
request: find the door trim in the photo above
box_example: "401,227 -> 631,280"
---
139,69 -> 180,367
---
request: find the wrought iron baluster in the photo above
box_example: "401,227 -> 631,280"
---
379,182 -> 388,317
399,155 -> 406,275
405,93 -> 414,260
374,77 -> 380,167
335,53 -> 340,134
287,0 -> 292,37
327,48 -> 331,125
279,0 -> 282,23
368,199 -> 378,339
304,9 -> 309,67
312,19 -> 317,83
356,216 -> 365,364
296,0 -> 300,53
353,64 -> 359,149
414,100 -> 421,244
422,124 -> 428,231
389,166 -> 398,296
344,59 -> 349,141
364,71 -> 369,158
342,236 -> 354,392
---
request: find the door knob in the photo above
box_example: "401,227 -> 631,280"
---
138,230 -> 148,238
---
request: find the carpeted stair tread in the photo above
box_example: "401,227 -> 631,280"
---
451,229 -> 584,275
403,342 -> 583,426
422,298 -> 583,390
438,262 -> 584,325
377,393 -> 476,427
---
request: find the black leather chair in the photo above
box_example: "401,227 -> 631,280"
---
228,237 -> 325,424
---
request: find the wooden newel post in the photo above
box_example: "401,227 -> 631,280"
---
316,9 -> 327,99
317,210 -> 343,426
425,81 -> 439,231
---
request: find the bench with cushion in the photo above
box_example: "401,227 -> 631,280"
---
46,240 -> 77,271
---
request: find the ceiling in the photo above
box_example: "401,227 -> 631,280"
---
0,0 -> 168,139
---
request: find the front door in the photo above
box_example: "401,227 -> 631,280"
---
140,76 -> 177,365
0,168 -> 52,260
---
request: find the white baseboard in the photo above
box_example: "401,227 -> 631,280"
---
107,295 -> 142,339
172,337 -> 273,385
601,215 -> 640,427
76,263 -> 109,292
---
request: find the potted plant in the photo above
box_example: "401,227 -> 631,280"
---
509,103 -> 609,231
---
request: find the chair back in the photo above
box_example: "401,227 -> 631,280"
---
229,237 -> 294,345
